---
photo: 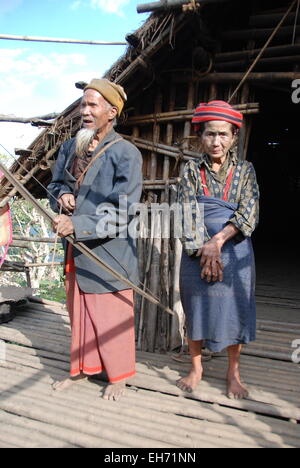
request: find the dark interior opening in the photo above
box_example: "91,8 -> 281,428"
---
247,87 -> 300,303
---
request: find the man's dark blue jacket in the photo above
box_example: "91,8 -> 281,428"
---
48,130 -> 143,294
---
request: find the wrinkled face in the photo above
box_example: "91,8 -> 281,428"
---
200,121 -> 236,161
80,89 -> 117,131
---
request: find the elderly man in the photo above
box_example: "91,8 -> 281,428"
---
48,79 -> 143,401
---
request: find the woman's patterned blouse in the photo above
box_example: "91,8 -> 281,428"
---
178,150 -> 260,256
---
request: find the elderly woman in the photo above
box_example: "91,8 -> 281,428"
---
178,101 -> 259,399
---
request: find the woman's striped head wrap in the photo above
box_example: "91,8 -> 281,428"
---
192,100 -> 243,132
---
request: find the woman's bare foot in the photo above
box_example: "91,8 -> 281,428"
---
176,368 -> 203,393
103,382 -> 126,401
227,371 -> 249,400
52,373 -> 87,392
226,344 -> 248,399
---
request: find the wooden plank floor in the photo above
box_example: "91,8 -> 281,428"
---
0,299 -> 299,448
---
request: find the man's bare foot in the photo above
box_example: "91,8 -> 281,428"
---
227,371 -> 249,400
176,369 -> 203,393
103,382 -> 126,401
52,374 -> 87,392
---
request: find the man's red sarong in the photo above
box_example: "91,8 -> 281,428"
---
65,246 -> 136,383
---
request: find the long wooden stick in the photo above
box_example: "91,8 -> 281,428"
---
50,205 -> 62,274
123,103 -> 259,125
25,262 -> 63,268
215,44 -> 300,63
0,161 -> 175,316
0,34 -> 127,46
0,113 -> 59,124
173,72 -> 300,83
13,236 -> 62,244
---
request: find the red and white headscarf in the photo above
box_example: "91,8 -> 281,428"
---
192,100 -> 243,133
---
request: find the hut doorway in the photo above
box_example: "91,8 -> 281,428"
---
247,87 -> 300,319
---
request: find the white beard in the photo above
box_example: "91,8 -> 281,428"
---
75,128 -> 96,157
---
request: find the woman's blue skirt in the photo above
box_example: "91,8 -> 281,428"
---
180,196 -> 256,353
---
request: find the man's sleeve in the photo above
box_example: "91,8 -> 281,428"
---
47,141 -> 74,213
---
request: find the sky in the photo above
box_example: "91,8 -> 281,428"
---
0,0 -> 149,158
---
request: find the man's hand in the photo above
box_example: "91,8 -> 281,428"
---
52,215 -> 75,237
198,238 -> 224,283
58,194 -> 76,213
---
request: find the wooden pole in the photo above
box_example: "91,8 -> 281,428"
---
137,215 -> 154,350
179,81 -> 195,176
172,72 -> 300,84
145,211 -> 162,352
136,0 -> 233,13
170,187 -> 185,350
249,11 -> 300,27
25,262 -> 63,268
215,55 -> 300,71
159,84 -> 176,351
215,44 -> 300,63
12,236 -> 61,244
0,34 -> 127,46
115,13 -> 188,85
150,93 -> 163,180
221,25 -> 300,41
0,113 -> 59,124
122,135 -> 203,162
124,103 -> 259,125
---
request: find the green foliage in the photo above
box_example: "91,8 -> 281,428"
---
39,279 -> 66,303
0,153 -> 12,168
1,154 -> 66,302
1,196 -> 65,301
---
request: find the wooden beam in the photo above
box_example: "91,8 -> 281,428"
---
221,25 -> 300,41
10,242 -> 32,249
215,55 -> 300,71
137,0 -> 232,13
121,134 -> 199,160
215,44 -> 300,63
115,13 -> 189,85
0,34 -> 127,46
14,149 -> 33,157
172,72 -> 300,83
0,113 -> 59,124
143,178 -> 179,185
123,103 -> 259,126
25,262 -> 63,268
31,121 -> 53,128
0,261 -> 26,272
13,236 -> 62,244
249,12 -> 300,28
